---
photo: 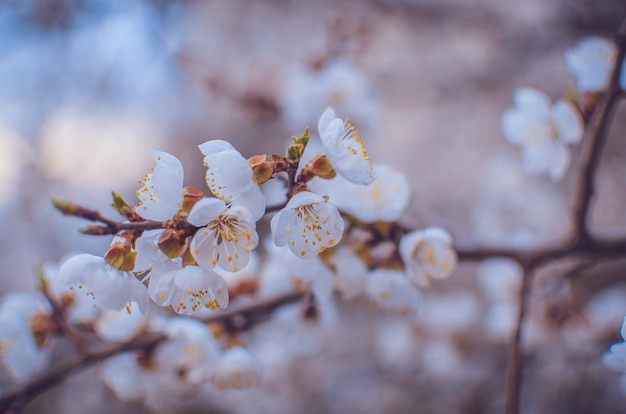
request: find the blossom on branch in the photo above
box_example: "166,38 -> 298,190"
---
148,265 -> 229,315
501,87 -> 583,181
317,107 -> 377,185
199,140 -> 266,221
270,191 -> 344,258
187,198 -> 259,273
0,292 -> 52,382
308,164 -> 410,222
399,227 -> 457,288
135,150 -> 184,221
55,253 -> 149,313
212,346 -> 263,390
564,36 -> 626,93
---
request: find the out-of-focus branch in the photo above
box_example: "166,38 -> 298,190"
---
572,19 -> 626,242
457,18 -> 626,414
0,290 -> 304,413
0,333 -> 165,414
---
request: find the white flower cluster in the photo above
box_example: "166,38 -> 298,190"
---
501,36 -> 625,181
0,106 -> 458,408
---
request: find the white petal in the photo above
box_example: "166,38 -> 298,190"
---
317,107 -> 337,136
187,197 -> 226,227
513,87 -> 551,120
551,100 -> 583,144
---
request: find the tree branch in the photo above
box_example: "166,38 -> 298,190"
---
571,19 -> 626,241
0,290 -> 304,413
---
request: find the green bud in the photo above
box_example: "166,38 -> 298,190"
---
111,192 -> 133,217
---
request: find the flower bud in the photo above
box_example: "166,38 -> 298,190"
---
111,192 -> 134,218
105,241 -> 137,271
180,186 -> 205,216
158,229 -> 189,259
307,153 -> 336,179
248,154 -> 275,185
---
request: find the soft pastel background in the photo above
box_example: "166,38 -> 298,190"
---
1,1 -> 626,413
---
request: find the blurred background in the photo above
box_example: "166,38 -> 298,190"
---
1,0 -> 626,413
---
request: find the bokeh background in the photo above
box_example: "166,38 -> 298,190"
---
1,0 -> 626,413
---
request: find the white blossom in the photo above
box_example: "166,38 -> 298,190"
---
212,347 -> 263,390
280,58 -> 380,131
602,316 -> 626,373
135,150 -> 184,221
309,164 -> 410,222
564,36 -> 626,93
148,265 -> 228,314
501,87 -> 583,181
270,191 -> 344,259
188,197 -> 259,273
399,227 -> 457,288
366,269 -> 421,315
330,247 -> 368,300
102,318 -> 220,407
199,140 -> 266,221
133,230 -> 182,276
55,253 -> 149,313
0,293 -> 52,382
318,107 -> 377,184
93,301 -> 147,343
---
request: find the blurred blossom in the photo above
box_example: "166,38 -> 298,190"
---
501,87 -> 583,181
280,58 -> 380,132
564,36 -> 626,93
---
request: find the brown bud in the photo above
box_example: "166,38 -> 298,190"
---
105,241 -> 137,271
180,186 -> 205,216
158,229 -> 189,259
182,247 -> 197,267
247,155 -> 275,185
306,153 -> 336,180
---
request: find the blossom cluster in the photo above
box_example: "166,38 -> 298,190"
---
501,36 -> 625,181
0,106 -> 457,407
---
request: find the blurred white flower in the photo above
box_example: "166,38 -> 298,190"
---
199,140 -> 266,221
55,253 -> 149,313
271,191 -> 344,259
501,87 -> 583,181
366,269 -> 421,315
135,150 -> 184,221
0,292 -> 52,382
148,265 -> 228,315
188,198 -> 259,273
318,107 -> 377,185
260,241 -> 333,300
309,164 -> 410,222
93,301 -> 147,343
280,58 -> 379,131
564,36 -> 626,93
102,318 -> 220,407
212,347 -> 262,390
602,315 -> 626,373
329,247 -> 368,300
399,227 -> 457,288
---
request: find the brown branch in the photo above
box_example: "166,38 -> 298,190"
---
505,266 -> 532,414
0,333 -> 166,413
0,290 -> 303,413
571,19 -> 626,242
